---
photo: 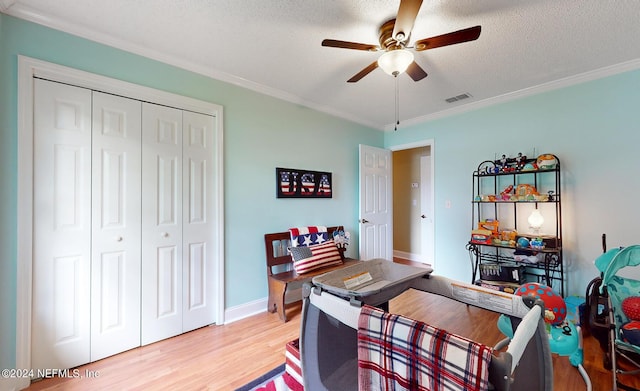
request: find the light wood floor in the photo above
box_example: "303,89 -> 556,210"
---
24,262 -> 639,391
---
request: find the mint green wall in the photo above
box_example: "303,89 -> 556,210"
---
386,68 -> 640,295
0,14 -> 383,371
0,12 -> 19,380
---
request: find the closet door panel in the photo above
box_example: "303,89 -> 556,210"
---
141,103 -> 183,345
182,111 -> 217,332
90,92 -> 142,361
32,79 -> 92,370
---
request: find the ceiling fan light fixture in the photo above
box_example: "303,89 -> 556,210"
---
377,49 -> 414,76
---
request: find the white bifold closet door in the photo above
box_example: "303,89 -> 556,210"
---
141,104 -> 216,345
141,104 -> 183,345
180,110 -> 216,333
90,91 -> 142,361
32,80 -> 142,369
32,78 -> 217,371
32,79 -> 93,370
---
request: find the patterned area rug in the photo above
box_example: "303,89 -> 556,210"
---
235,364 -> 303,391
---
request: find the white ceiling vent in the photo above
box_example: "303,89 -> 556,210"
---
445,93 -> 472,103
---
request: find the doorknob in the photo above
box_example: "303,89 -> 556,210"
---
360,219 -> 369,223
115,236 -> 123,242
161,232 -> 169,238
421,214 -> 426,219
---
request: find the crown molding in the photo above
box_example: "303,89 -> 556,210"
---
4,3 -> 382,131
390,57 -> 640,131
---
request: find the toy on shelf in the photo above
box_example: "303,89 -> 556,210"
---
515,184 -> 540,201
547,190 -> 555,201
471,229 -> 492,245
492,152 -> 530,173
536,154 -> 558,169
478,152 -> 560,175
517,237 -> 530,248
514,152 -> 527,170
498,154 -> 508,171
500,185 -> 514,201
498,230 -> 517,246
530,237 -> 545,250
478,219 -> 499,236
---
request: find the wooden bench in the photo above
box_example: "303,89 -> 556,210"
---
265,226 -> 360,322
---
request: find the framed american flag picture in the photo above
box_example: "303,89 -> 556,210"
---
276,167 -> 332,198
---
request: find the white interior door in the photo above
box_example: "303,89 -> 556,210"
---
32,79 -> 92,370
182,111 -> 216,332
420,155 -> 435,266
359,145 -> 392,261
90,92 -> 142,360
141,103 -> 183,345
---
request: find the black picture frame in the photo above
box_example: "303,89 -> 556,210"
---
276,167 -> 332,198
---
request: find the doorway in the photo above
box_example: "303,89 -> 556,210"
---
391,140 -> 434,268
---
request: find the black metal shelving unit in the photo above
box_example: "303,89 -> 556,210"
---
468,155 -> 564,296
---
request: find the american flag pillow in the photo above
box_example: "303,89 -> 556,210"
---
289,226 -> 329,247
290,240 -> 343,274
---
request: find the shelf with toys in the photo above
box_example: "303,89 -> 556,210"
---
468,153 -> 564,296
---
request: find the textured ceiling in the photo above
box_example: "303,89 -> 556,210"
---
4,0 -> 640,130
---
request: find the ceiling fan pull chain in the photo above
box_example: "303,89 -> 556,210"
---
395,75 -> 400,131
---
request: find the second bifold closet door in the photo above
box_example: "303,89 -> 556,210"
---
141,103 -> 216,346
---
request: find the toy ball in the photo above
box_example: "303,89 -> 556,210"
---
516,283 -> 566,325
536,154 -> 557,170
622,297 -> 640,320
620,321 -> 640,346
517,237 -> 530,248
530,237 -> 544,250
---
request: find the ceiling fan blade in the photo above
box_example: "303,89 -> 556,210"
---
347,61 -> 379,83
414,25 -> 481,51
392,0 -> 423,42
322,39 -> 380,51
406,61 -> 428,81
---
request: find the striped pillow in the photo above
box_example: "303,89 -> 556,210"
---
290,240 -> 343,274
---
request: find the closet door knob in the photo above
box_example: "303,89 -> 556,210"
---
161,232 -> 169,238
115,236 -> 123,242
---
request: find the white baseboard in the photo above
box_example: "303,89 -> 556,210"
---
223,288 -> 303,324
224,298 -> 267,324
393,250 -> 421,262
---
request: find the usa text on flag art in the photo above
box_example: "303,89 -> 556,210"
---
276,167 -> 332,198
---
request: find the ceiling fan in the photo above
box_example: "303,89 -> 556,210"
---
322,0 -> 481,82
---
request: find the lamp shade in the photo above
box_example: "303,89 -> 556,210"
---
377,50 -> 414,76
528,209 -> 544,229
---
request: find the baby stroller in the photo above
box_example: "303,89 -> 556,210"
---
599,245 -> 640,391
